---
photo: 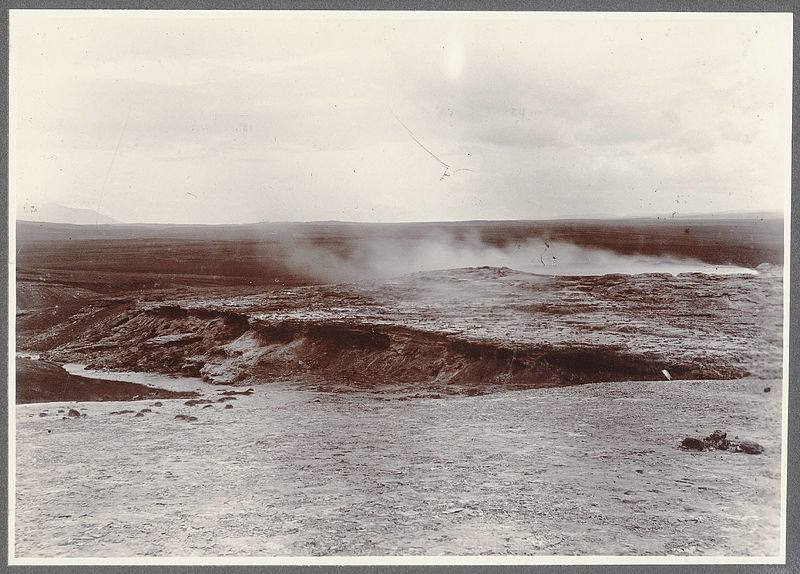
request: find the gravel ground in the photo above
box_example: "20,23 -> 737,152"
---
14,374 -> 782,558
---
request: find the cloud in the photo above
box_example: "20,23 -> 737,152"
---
11,12 -> 791,223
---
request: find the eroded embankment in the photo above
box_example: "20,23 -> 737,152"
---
35,303 -> 751,397
15,357 -> 198,404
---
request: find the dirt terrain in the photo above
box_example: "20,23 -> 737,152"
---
15,375 -> 782,557
12,219 -> 785,558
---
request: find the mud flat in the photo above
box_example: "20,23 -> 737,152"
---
15,375 -> 781,557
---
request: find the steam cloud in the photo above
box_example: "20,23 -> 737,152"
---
282,232 -> 757,284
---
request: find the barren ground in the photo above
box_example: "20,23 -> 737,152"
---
13,219 -> 785,558
15,373 -> 781,557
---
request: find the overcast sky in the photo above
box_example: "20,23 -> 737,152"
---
11,11 -> 792,224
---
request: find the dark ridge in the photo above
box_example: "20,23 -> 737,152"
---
15,357 -> 198,404
47,300 -> 751,393
146,305 -> 188,319
448,340 -> 518,362
21,283 -> 766,396
306,324 -> 392,350
192,309 -> 250,336
147,306 -> 250,336
255,324 -> 297,344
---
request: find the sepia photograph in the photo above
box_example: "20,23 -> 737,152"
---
8,9 -> 791,564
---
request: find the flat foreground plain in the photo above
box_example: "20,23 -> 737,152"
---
16,376 -> 781,557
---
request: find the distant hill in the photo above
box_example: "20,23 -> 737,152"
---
16,202 -> 118,225
643,210 -> 784,221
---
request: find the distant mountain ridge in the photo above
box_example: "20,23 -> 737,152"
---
16,202 -> 118,225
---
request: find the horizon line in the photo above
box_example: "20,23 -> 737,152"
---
15,209 -> 785,227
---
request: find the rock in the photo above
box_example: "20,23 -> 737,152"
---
152,402 -> 163,407
110,410 -> 135,415
704,430 -> 729,450
735,441 -> 764,455
764,387 -> 771,393
139,408 -> 152,413
38,412 -> 47,417
67,409 -> 81,418
184,399 -> 213,406
202,404 -> 213,409
181,363 -> 204,377
684,430 -> 764,455
217,397 -> 237,402
681,437 -> 706,451
224,404 -> 233,409
175,414 -> 198,422
134,412 -> 145,417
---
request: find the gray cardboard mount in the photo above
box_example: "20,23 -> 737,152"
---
1,2 -> 797,573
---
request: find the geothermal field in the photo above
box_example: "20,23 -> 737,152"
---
13,217 -> 785,558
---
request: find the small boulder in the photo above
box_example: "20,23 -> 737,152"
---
764,387 -> 771,393
220,388 -> 254,396
704,430 -> 729,450
67,409 -> 81,418
735,441 -> 764,455
184,399 -> 213,406
175,414 -> 198,422
134,412 -> 145,418
38,412 -> 48,417
224,404 -> 233,409
202,404 -> 213,409
181,363 -> 203,377
152,402 -> 163,407
681,437 -> 706,451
